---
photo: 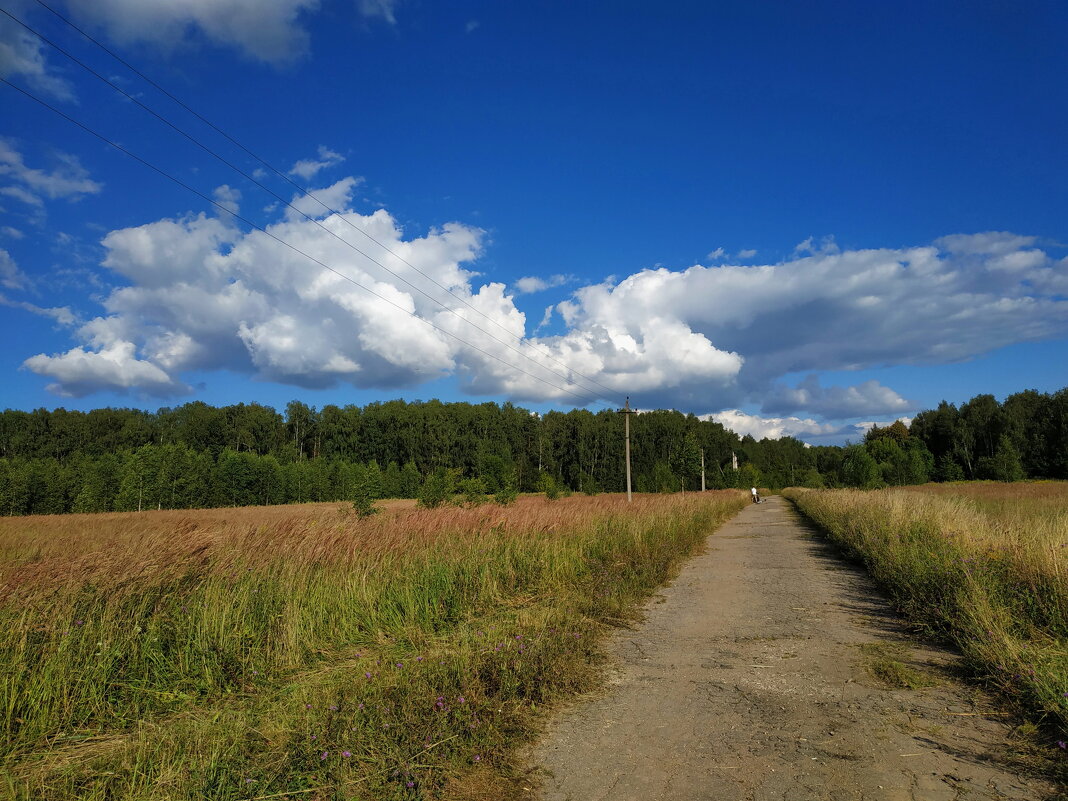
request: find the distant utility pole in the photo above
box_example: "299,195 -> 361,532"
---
701,448 -> 706,492
620,397 -> 634,503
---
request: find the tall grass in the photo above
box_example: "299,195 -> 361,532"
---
784,485 -> 1068,740
0,492 -> 746,800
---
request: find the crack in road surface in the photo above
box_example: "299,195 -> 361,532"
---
531,496 -> 1055,801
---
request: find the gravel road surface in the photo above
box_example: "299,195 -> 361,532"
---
531,496 -> 1056,801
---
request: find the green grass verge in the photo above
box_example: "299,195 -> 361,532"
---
783,487 -> 1068,756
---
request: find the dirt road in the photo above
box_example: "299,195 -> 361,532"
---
531,496 -> 1056,800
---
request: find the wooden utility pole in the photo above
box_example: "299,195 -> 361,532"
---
701,448 -> 706,492
620,397 -> 634,503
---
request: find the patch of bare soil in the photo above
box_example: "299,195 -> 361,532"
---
529,497 -> 1059,801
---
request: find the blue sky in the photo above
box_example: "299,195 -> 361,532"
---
1,0 -> 1066,443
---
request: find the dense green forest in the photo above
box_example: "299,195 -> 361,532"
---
0,387 -> 1065,515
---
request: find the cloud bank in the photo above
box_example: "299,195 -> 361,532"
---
705,409 -> 840,441
763,375 -> 911,419
16,173 -> 1068,420
707,409 -> 911,446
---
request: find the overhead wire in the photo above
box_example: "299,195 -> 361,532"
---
0,75 -> 618,410
18,0 -> 625,403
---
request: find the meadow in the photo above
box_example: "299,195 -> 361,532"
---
784,483 -> 1068,744
0,491 -> 746,800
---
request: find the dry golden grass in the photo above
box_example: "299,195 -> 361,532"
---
1,491 -> 747,800
0,494 -> 682,600
903,481 -> 1068,502
903,481 -> 1068,527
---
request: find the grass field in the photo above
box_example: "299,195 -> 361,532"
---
0,491 -> 746,800
784,483 -> 1068,748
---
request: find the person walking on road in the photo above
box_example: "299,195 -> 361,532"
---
751,486 -> 759,504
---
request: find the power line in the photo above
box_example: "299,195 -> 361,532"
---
20,0 -> 625,402
0,75 -> 615,410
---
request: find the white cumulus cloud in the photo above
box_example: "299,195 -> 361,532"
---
288,145 -> 346,181
0,248 -> 28,289
5,0 -> 407,93
212,184 -> 241,215
0,3 -> 76,100
358,0 -> 399,25
283,176 -> 362,221
21,179 -> 746,403
514,274 -> 571,294
0,292 -> 77,325
0,139 -> 102,207
24,340 -> 189,398
24,190 -> 481,395
64,0 -> 321,64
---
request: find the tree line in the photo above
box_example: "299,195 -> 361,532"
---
0,387 -> 1064,515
